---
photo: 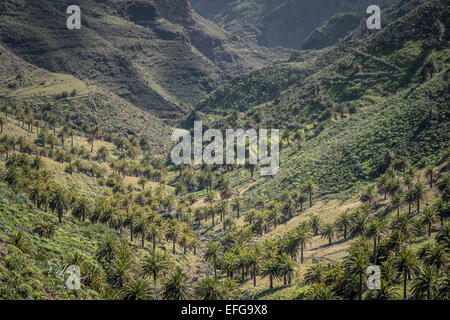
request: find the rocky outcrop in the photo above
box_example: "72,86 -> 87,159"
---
155,0 -> 193,23
115,0 -> 159,26
192,0 -> 401,49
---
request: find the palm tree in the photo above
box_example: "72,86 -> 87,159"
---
350,211 -> 369,237
195,277 -> 228,300
121,278 -> 155,300
405,189 -> 415,215
421,243 -> 447,271
303,180 -> 316,208
413,182 -> 424,214
322,223 -> 336,246
247,249 -> 260,287
88,134 -> 95,152
95,236 -> 118,263
304,263 -> 327,285
305,283 -> 337,300
422,206 -> 437,237
166,221 -> 180,254
261,259 -> 279,290
391,193 -> 403,217
1,103 -> 8,118
277,253 -> 295,285
136,217 -> 150,248
205,191 -> 216,225
8,231 -> 32,254
281,198 -> 295,221
49,187 -> 70,223
391,214 -> 415,240
365,279 -> 399,300
107,249 -> 134,289
191,237 -> 200,255
394,248 -> 417,300
205,241 -> 221,279
179,230 -> 191,254
344,238 -> 370,300
232,197 -> 242,219
245,209 -> 257,225
295,223 -> 312,263
377,174 -> 389,200
163,267 -> 194,300
72,197 -> 92,222
433,198 -> 448,227
67,127 -> 74,147
0,116 -> 4,134
123,210 -> 137,242
141,249 -> 171,285
310,215 -> 321,236
148,222 -> 162,250
365,217 -> 388,264
411,265 -> 440,300
336,212 -> 351,240
281,130 -> 290,147
436,222 -> 449,247
360,185 -> 375,205
425,166 -> 434,189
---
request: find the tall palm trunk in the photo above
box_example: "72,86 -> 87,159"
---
373,238 -> 377,265
309,191 -> 312,208
300,243 -> 304,263
358,273 -> 362,300
403,270 -> 407,300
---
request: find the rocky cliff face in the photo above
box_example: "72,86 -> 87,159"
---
115,0 -> 159,26
155,0 -> 193,22
191,0 -> 401,49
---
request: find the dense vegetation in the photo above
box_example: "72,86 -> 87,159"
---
0,0 -> 449,300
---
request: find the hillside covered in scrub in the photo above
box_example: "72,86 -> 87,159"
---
0,0 -> 289,119
0,0 -> 449,301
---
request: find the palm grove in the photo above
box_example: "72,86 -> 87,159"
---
0,95 -> 449,300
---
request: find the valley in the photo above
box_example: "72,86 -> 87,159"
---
0,0 -> 448,301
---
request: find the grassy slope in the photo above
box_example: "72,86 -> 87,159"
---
194,0 -> 450,199
0,43 -> 171,152
0,118 -> 206,299
0,0 -> 288,119
190,0 -> 398,48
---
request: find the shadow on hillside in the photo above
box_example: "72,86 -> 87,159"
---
255,285 -> 290,299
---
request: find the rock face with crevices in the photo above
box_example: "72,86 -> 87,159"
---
191,0 -> 400,49
0,0 -> 288,120
156,0 -> 193,22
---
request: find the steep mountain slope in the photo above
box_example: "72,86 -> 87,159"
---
0,43 -> 171,151
0,0 -> 288,119
191,0 -> 450,198
301,13 -> 361,50
190,0 -> 399,49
